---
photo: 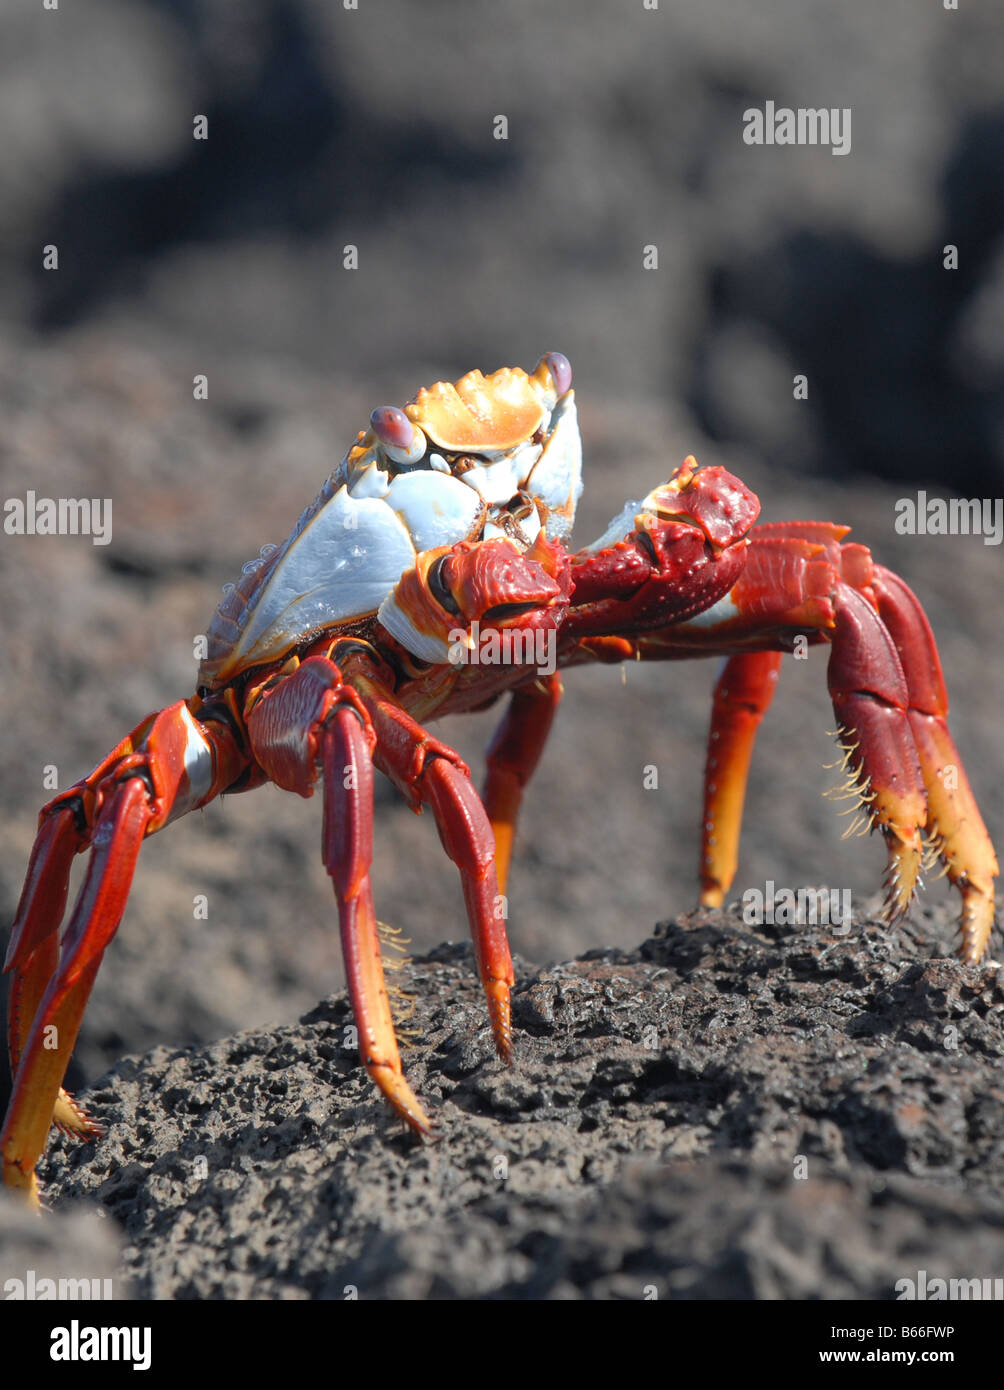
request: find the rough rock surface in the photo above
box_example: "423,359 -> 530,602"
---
1,0 -> 1002,1302
9,904 -> 1002,1300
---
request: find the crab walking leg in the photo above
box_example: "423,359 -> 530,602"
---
594,529 -> 942,935
349,668 -> 515,1060
320,708 -> 433,1133
870,567 -> 998,961
248,650 -> 514,1091
2,703 -> 247,1203
482,675 -> 564,896
245,655 -> 432,1131
1,779 -> 152,1206
699,652 -> 784,906
825,583 -> 929,921
421,756 -> 514,1059
679,560 -> 930,923
4,811 -> 96,1136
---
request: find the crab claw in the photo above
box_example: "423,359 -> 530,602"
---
583,459 -> 760,560
436,537 -> 567,627
378,538 -> 572,666
644,459 -> 761,551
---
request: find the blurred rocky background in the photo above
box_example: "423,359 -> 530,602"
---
0,0 -> 1001,1278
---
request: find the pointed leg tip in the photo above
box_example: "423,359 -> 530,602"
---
879,893 -> 910,926
406,1110 -> 438,1140
957,895 -> 996,966
396,1084 -> 437,1137
485,982 -> 514,1064
367,1060 -> 435,1137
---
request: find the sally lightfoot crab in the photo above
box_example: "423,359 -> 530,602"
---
3,353 -> 997,1205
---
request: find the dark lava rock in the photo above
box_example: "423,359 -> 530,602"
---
10,904 -> 1002,1300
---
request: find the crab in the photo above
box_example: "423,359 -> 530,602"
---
2,353 -> 997,1206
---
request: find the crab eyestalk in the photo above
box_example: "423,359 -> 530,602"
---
535,351 -> 572,397
369,405 -> 427,465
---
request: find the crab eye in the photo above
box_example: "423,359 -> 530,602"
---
370,406 -> 414,451
369,406 -> 426,465
538,351 -> 572,397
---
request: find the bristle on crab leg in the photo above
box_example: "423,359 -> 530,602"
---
871,566 -> 998,962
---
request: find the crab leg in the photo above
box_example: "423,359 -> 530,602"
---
871,566 -> 998,961
245,655 -> 432,1131
673,550 -> 930,927
825,582 -> 929,920
607,523 -> 993,954
482,675 -> 564,896
349,666 -> 515,1061
2,703 -> 248,1205
2,779 -> 152,1205
688,528 -> 931,928
421,756 -> 514,1058
699,652 -> 783,906
321,706 -> 433,1132
247,648 -> 514,1129
7,812 -> 82,1108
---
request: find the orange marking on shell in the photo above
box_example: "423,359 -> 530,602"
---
405,367 -> 547,452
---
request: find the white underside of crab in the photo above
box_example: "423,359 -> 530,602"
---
376,599 -> 454,666
201,386 -> 584,679
584,498 -> 646,555
521,395 -> 582,540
